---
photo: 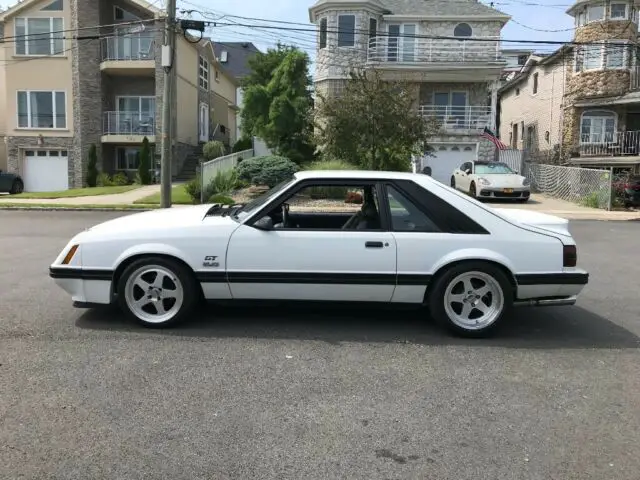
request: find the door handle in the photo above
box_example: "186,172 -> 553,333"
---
365,241 -> 384,248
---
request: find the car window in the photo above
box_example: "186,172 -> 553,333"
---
285,184 -> 379,214
474,163 -> 514,175
235,177 -> 296,220
386,185 -> 440,232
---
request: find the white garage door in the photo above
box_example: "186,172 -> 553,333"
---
23,150 -> 69,192
421,144 -> 477,185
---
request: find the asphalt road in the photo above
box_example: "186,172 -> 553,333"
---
1,211 -> 639,480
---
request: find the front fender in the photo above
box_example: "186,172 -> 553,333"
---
431,248 -> 517,276
112,243 -> 193,270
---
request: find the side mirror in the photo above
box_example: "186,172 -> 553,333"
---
253,216 -> 273,231
514,170 -> 519,174
464,169 -> 471,175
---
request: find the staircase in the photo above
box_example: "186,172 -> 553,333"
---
175,145 -> 203,181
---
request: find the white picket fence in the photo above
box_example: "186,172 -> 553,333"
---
200,149 -> 254,203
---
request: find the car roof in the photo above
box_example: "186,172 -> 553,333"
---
294,170 -> 427,181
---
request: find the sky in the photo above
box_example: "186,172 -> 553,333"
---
174,0 -> 577,66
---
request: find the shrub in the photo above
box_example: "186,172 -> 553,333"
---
203,140 -> 226,160
232,136 -> 252,153
86,144 -> 98,187
236,155 -> 299,187
184,176 -> 202,204
306,158 -> 358,171
138,137 -> 152,185
96,172 -> 112,187
205,169 -> 238,198
111,172 -> 129,186
208,193 -> 235,205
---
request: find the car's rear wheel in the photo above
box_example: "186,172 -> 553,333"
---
428,262 -> 513,337
10,179 -> 23,194
450,176 -> 456,188
469,182 -> 477,197
116,256 -> 199,328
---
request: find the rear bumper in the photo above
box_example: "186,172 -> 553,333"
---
515,270 -> 588,302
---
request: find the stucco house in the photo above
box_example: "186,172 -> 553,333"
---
499,0 -> 640,174
0,0 -> 237,192
308,0 -> 511,184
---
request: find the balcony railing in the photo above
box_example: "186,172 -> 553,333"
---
103,111 -> 156,136
419,105 -> 492,131
631,66 -> 640,90
101,33 -> 155,62
579,130 -> 640,156
367,36 -> 503,64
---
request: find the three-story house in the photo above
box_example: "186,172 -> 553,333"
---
309,0 -> 510,183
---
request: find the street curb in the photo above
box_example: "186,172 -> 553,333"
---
0,206 -> 155,212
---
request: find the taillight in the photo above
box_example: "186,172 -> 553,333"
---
563,245 -> 577,267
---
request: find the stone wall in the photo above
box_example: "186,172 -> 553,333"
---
567,69 -> 631,99
574,21 -> 638,43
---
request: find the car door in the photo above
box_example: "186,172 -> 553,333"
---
225,180 -> 398,302
456,162 -> 472,192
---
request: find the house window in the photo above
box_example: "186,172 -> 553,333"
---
116,147 -> 140,170
532,72 -> 538,94
606,42 -> 627,68
432,91 -> 468,124
517,54 -> 528,65
575,44 -> 602,70
369,18 -> 377,40
114,6 -> 140,21
17,91 -> 66,129
15,17 -> 64,56
587,4 -> 605,22
453,23 -> 472,37
580,110 -> 616,144
319,18 -> 327,49
337,14 -> 355,47
214,69 -> 219,81
199,55 -> 209,90
610,3 -> 628,19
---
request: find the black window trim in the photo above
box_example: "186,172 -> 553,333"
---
243,178 -> 392,232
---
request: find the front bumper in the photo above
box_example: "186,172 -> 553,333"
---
478,186 -> 530,199
50,266 -> 113,305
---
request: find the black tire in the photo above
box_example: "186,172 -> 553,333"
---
516,197 -> 529,203
469,182 -> 477,198
428,261 -> 514,338
116,256 -> 200,328
450,176 -> 456,188
10,179 -> 23,194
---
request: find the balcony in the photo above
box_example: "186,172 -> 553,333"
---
419,105 -> 492,132
368,37 -> 503,65
102,111 -> 156,143
579,130 -> 640,157
100,33 -> 155,76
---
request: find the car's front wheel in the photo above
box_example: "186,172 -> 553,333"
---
469,182 -> 477,197
450,176 -> 456,188
428,262 -> 513,337
116,256 -> 200,328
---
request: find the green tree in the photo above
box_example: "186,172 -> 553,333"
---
240,44 -> 315,164
86,143 -> 98,187
138,137 -> 152,185
315,70 -> 439,171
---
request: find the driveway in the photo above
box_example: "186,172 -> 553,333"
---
1,211 -> 639,479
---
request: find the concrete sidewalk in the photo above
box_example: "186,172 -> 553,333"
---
0,184 -> 162,205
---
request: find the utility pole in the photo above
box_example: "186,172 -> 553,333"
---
160,0 -> 177,208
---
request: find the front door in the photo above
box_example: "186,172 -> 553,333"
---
387,24 -> 417,62
199,103 -> 209,142
225,180 -> 398,302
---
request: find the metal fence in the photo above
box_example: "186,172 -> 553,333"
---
498,148 -> 525,173
200,149 -> 254,203
524,163 -> 613,210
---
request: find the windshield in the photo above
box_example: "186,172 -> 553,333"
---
474,163 -> 515,175
235,177 -> 296,221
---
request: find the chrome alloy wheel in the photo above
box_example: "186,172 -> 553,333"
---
443,271 -> 504,330
123,265 -> 185,324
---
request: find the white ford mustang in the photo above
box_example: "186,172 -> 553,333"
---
50,170 -> 588,337
451,161 -> 531,202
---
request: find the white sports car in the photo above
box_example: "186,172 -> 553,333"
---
451,161 -> 531,202
50,170 -> 588,337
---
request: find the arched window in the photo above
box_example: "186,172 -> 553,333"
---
580,110 -> 617,143
454,23 -> 472,37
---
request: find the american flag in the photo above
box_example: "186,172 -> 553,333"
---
480,127 -> 508,150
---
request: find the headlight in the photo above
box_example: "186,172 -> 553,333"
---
522,177 -> 530,186
477,177 -> 491,186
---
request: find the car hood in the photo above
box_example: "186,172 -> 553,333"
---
476,174 -> 526,188
493,208 -> 571,237
85,204 -> 233,236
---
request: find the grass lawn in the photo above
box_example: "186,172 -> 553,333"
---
134,184 -> 193,205
8,185 -> 139,199
0,203 -> 158,210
